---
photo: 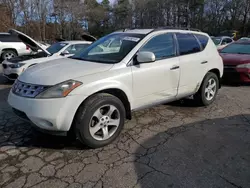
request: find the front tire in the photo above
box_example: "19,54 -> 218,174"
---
73,93 -> 125,148
194,72 -> 219,106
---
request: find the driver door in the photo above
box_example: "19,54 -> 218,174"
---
132,33 -> 180,109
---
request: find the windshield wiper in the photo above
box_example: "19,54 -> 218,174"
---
68,57 -> 84,61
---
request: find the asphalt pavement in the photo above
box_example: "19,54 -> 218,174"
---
0,65 -> 250,188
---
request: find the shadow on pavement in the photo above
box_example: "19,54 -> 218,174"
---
135,115 -> 250,188
0,74 -> 14,86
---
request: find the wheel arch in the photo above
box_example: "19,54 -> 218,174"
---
207,68 -> 221,88
1,48 -> 18,56
74,88 -> 132,122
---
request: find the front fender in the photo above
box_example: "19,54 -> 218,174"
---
70,79 -> 134,106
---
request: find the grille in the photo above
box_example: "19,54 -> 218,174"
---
2,64 -> 7,69
12,80 -> 48,98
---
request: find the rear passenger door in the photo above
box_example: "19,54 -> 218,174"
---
176,33 -> 208,96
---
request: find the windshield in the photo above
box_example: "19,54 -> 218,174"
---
46,42 -> 68,54
70,33 -> 145,63
220,43 -> 250,54
212,38 -> 221,45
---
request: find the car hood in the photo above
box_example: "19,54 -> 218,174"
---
18,58 -> 114,85
220,53 -> 250,65
8,29 -> 51,56
10,55 -> 66,65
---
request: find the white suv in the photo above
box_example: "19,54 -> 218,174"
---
0,32 -> 31,60
8,28 -> 224,148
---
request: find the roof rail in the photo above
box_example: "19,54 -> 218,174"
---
154,27 -> 201,32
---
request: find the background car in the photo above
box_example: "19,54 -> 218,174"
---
237,37 -> 250,42
212,36 -> 234,50
220,41 -> 250,83
2,29 -> 94,80
0,32 -> 32,60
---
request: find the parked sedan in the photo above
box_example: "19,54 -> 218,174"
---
220,41 -> 250,83
2,29 -> 95,80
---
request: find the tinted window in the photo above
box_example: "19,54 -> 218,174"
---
195,34 -> 209,49
46,42 -> 68,54
212,37 -> 222,45
222,38 -> 232,45
176,33 -> 201,55
220,43 -> 250,54
140,33 -> 175,60
225,38 -> 233,43
0,34 -> 21,42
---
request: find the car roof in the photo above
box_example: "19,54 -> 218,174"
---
214,36 -> 231,39
58,41 -> 92,44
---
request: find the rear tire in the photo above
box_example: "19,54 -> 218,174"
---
73,93 -> 125,148
194,72 -> 219,106
1,50 -> 17,60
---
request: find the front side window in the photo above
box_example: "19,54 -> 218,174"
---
140,33 -> 175,60
220,43 -> 250,54
176,33 -> 201,55
47,42 -> 68,54
70,33 -> 145,63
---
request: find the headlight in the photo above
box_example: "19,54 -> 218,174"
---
36,80 -> 82,99
237,63 -> 250,69
9,63 -> 25,68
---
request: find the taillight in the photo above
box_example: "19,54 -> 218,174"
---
26,45 -> 30,50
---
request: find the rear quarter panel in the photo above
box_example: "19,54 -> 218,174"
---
206,38 -> 224,78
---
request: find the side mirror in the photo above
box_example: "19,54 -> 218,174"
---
61,50 -> 70,56
136,51 -> 156,63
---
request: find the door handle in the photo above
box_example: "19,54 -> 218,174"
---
201,61 -> 208,64
170,65 -> 180,70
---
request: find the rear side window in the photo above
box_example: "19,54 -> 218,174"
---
0,34 -> 21,42
224,38 -> 233,43
195,34 -> 209,49
176,33 -> 201,55
140,33 -> 175,60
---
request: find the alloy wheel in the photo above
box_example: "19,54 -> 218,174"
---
205,78 -> 217,101
89,105 -> 120,141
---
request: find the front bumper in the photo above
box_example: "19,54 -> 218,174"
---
8,90 -> 87,132
2,63 -> 24,80
223,66 -> 250,83
236,68 -> 250,82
